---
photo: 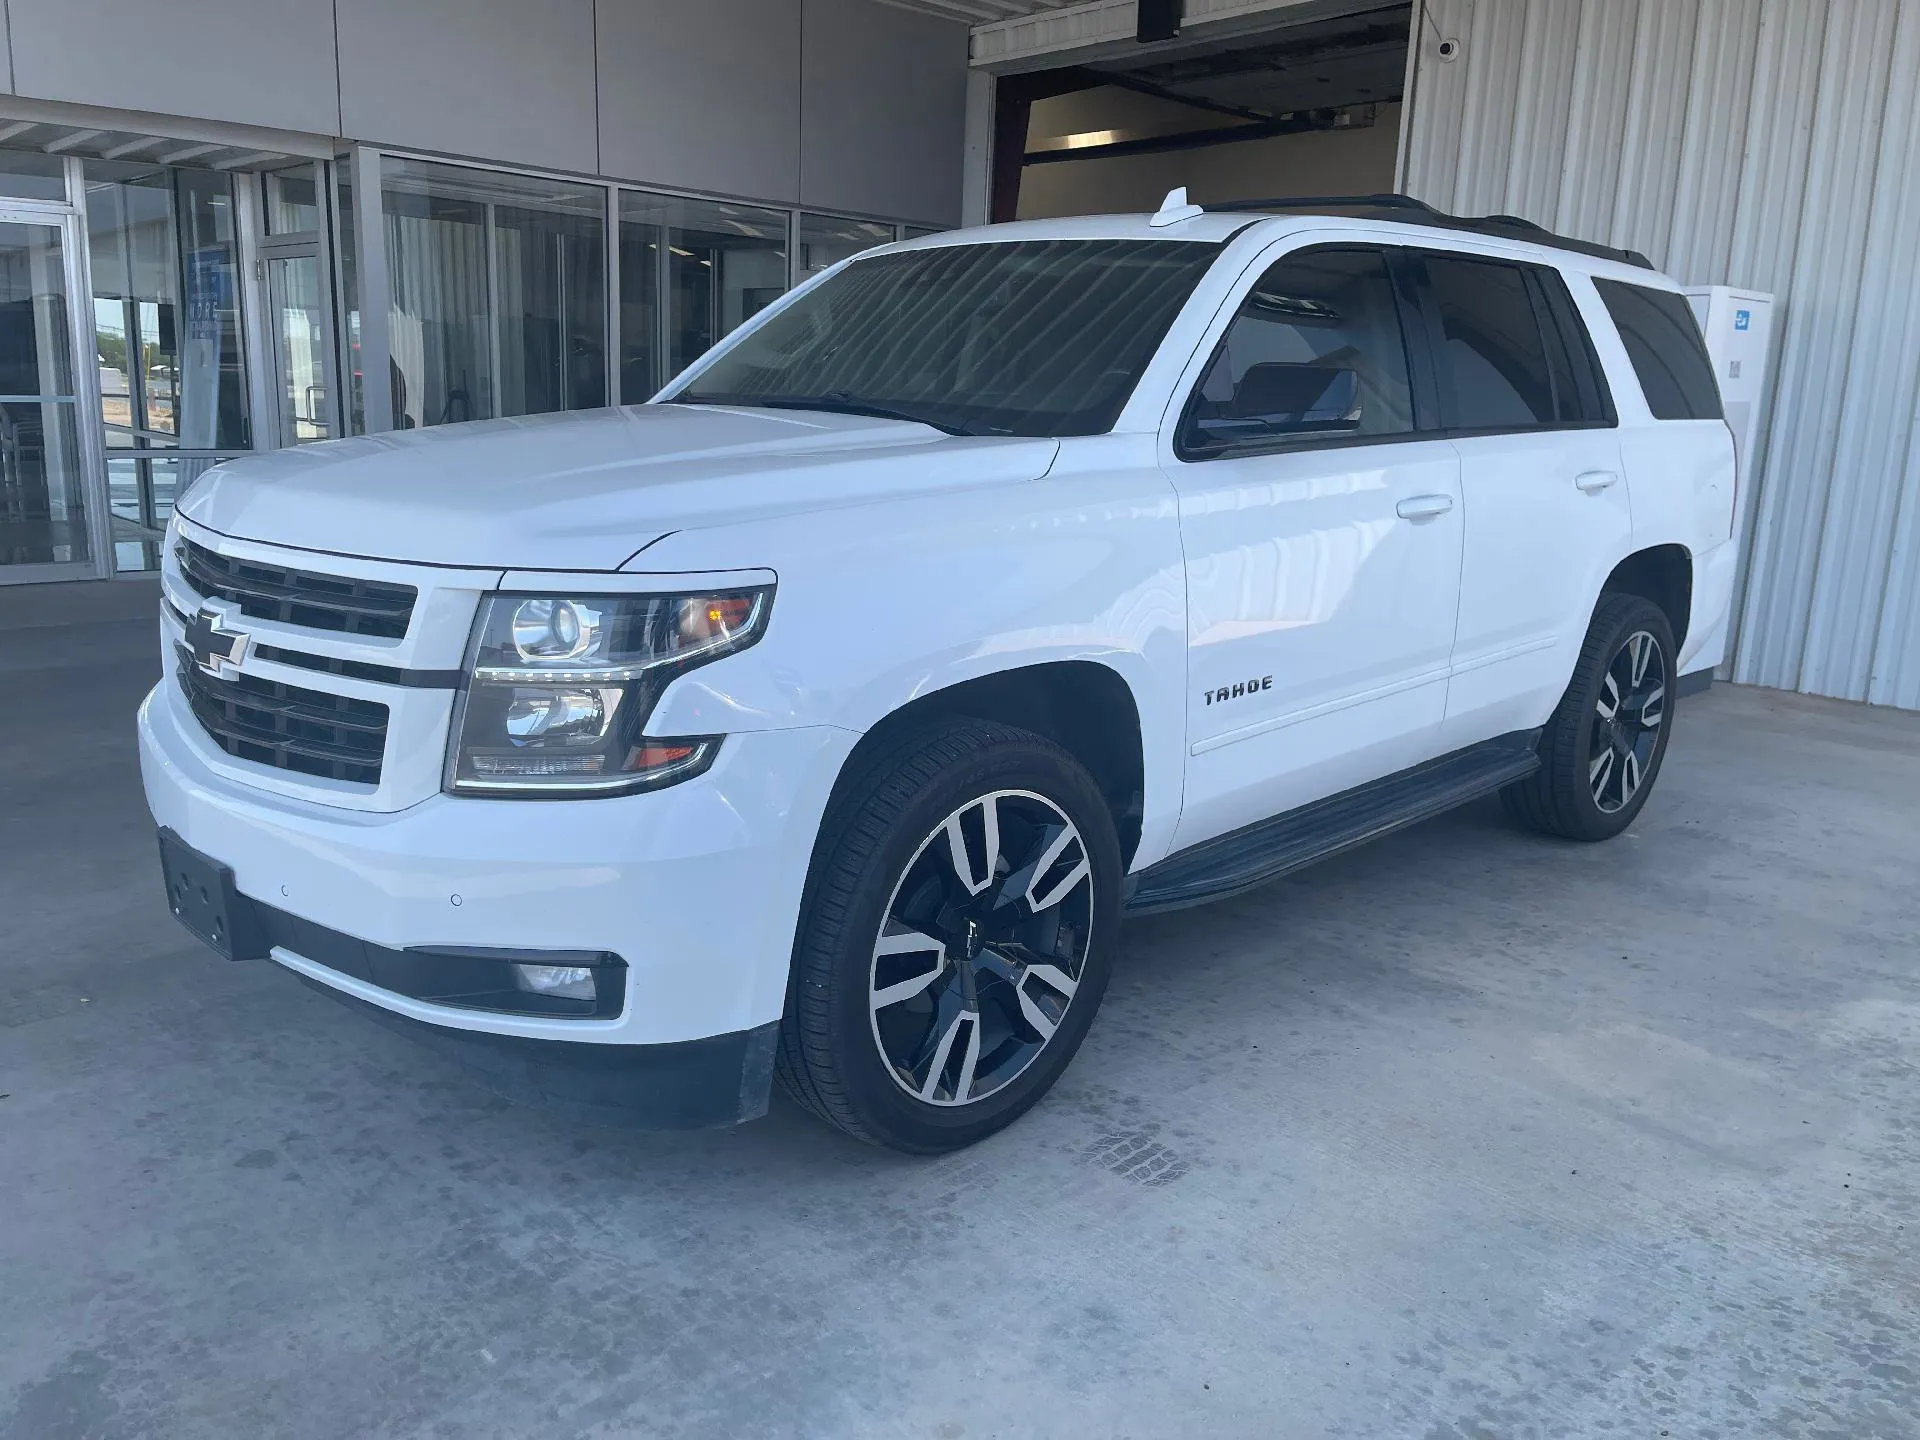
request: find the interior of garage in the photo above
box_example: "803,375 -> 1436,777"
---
992,3 -> 1411,221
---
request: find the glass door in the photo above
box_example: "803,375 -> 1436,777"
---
0,210 -> 97,581
256,162 -> 340,447
83,158 -> 253,573
266,251 -> 331,444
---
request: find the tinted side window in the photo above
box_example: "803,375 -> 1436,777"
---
1179,247 -> 1415,456
1424,256 -> 1557,430
1531,269 -> 1615,425
1594,278 -> 1724,420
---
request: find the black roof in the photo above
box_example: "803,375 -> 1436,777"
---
1212,193 -> 1655,270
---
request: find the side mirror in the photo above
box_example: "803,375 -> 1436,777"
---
1225,362 -> 1360,431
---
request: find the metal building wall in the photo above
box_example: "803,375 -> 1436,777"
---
1399,0 -> 1920,709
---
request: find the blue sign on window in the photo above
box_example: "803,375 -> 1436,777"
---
1734,309 -> 1751,331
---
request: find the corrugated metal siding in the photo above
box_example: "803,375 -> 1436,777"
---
1402,0 -> 1920,708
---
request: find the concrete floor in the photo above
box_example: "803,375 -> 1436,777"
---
4,581 -> 1919,1440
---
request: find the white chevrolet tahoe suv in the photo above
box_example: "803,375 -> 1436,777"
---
140,194 -> 1737,1153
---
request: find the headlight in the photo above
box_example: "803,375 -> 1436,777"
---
444,587 -> 771,796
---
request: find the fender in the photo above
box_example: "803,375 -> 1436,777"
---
633,441 -> 1192,870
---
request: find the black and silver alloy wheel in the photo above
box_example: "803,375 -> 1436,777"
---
1589,630 -> 1666,814
869,790 -> 1093,1107
777,719 -> 1122,1153
1502,592 -> 1679,842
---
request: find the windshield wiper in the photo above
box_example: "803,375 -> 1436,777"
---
675,391 -> 972,437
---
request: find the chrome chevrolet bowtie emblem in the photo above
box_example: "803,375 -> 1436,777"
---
185,605 -> 251,680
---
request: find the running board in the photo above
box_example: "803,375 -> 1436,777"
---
1124,730 -> 1542,915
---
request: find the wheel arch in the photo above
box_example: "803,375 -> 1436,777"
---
827,660 -> 1149,870
1601,543 -> 1693,652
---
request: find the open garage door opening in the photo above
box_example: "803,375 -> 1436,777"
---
992,4 -> 1411,223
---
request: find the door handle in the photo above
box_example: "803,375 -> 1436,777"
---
1396,493 -> 1455,520
1575,469 -> 1621,493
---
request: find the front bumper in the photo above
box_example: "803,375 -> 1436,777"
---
140,679 -> 856,1119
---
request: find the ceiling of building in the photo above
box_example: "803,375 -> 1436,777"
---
1020,4 -> 1409,164
0,117 -> 310,173
1092,4 -> 1408,115
881,0 -> 1083,25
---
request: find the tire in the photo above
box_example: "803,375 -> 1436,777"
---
776,719 -> 1123,1153
1501,593 -> 1678,842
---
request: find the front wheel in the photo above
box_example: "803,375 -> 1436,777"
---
776,720 -> 1122,1153
1502,593 -> 1677,842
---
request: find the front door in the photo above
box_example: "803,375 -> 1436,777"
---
0,210 -> 100,582
1164,243 -> 1464,850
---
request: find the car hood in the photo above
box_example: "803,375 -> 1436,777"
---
179,405 -> 1061,570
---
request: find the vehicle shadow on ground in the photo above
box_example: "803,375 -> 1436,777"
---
294,791 -> 1528,1183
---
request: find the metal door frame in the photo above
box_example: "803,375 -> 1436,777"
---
249,160 -> 345,447
0,169 -> 113,583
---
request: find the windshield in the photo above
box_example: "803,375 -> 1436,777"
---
669,239 -> 1220,437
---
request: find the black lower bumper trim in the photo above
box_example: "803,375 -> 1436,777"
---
254,901 -> 628,1019
301,979 -> 779,1130
157,825 -> 771,1129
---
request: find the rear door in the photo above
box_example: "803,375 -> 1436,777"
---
1162,241 -> 1464,850
1408,251 -> 1630,749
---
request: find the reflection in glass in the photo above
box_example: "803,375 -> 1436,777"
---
0,219 -> 88,568
1182,248 -> 1415,453
616,198 -> 660,400
622,194 -> 788,384
497,194 -> 605,416
84,160 -> 250,570
382,157 -> 606,429
798,214 -> 894,282
335,156 -> 363,434
107,450 -> 186,571
1,401 -> 87,567
269,255 -> 330,443
0,146 -> 69,202
263,164 -> 322,234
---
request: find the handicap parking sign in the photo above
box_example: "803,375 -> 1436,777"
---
1734,309 -> 1751,331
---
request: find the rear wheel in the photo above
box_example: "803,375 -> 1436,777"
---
1502,593 -> 1676,841
777,720 -> 1122,1153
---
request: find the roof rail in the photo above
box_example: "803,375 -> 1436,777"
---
1209,192 -> 1655,270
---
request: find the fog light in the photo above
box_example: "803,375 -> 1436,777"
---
511,963 -> 597,1001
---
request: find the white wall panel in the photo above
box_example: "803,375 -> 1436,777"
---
801,0 -> 968,223
7,0 -> 339,134
1552,0 -> 1635,243
1610,0 -> 1697,261
596,0 -> 801,202
1402,0 -> 1920,709
1665,0 -> 1760,284
1501,0 -> 1580,224
336,0 -> 599,173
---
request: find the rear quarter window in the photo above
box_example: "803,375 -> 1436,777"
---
1594,279 -> 1724,421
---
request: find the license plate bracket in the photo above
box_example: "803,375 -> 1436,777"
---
157,828 -> 268,961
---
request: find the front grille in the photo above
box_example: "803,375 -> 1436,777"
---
175,646 -> 389,785
176,538 -> 416,639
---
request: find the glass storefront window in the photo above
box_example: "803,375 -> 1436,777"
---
263,164 -> 322,234
0,147 -> 68,202
622,194 -> 788,387
0,219 -> 89,570
616,195 -> 660,402
84,159 -> 250,570
797,214 -> 894,282
381,157 -> 606,429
